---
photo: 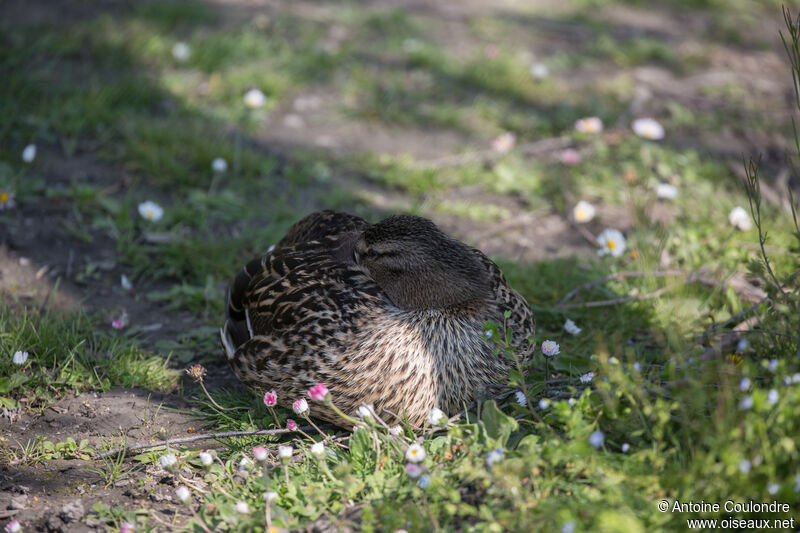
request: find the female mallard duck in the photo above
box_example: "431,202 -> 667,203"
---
220,210 -> 535,428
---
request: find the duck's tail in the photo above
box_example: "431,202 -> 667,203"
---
221,257 -> 262,359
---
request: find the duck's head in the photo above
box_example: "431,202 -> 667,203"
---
354,215 -> 491,310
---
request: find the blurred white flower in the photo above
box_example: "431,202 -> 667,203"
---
729,206 -> 752,231
121,274 -> 133,291
199,451 -> 213,466
22,144 -> 36,163
485,447 -> 504,467
739,395 -> 753,410
621,443 -> 630,453
428,407 -> 445,426
609,356 -> 619,365
564,319 -> 582,335
739,459 -> 751,474
632,118 -> 665,140
278,445 -> 293,459
175,486 -> 191,503
655,183 -> 678,200
0,190 -> 16,210
739,377 -> 750,391
573,200 -> 596,223
244,88 -> 267,109
538,399 -> 550,410
235,501 -> 250,514
767,389 -> 779,405
588,430 -> 604,448
159,453 -> 177,470
568,398 -> 576,406
212,157 -> 228,173
12,351 -> 28,365
491,132 -> 516,154
579,372 -> 594,384
767,482 -> 780,495
574,117 -> 603,134
767,358 -> 778,372
736,338 -> 749,352
561,521 -> 576,533
530,62 -> 549,80
310,441 -> 325,457
559,148 -> 582,165
358,405 -> 373,419
172,42 -> 191,62
138,201 -> 164,222
264,491 -> 278,501
515,391 -> 527,407
597,228 -> 627,257
793,373 -> 800,384
633,362 -> 642,372
389,425 -> 402,436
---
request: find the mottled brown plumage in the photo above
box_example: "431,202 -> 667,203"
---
220,210 -> 535,428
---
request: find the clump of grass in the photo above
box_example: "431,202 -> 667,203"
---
0,308 -> 179,410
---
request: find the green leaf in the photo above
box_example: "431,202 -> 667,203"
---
481,400 -> 518,446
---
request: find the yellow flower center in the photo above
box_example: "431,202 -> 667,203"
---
0,191 -> 8,203
607,240 -> 616,250
575,208 -> 587,221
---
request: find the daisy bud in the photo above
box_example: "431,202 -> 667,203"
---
159,453 -> 177,471
4,520 -> 21,533
252,445 -> 268,463
12,351 -> 28,365
405,462 -> 422,479
119,523 -> 134,533
235,501 -> 250,514
198,451 -> 213,466
278,445 -> 293,464
310,441 -> 325,457
307,383 -> 329,402
286,419 -> 299,431
389,425 -> 402,436
292,398 -> 308,414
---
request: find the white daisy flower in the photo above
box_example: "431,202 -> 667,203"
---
137,201 -> 164,222
541,340 -> 560,357
655,183 -> 678,200
427,407 -> 445,426
159,453 -> 177,470
358,404 -> 373,419
235,501 -> 250,514
579,372 -> 594,384
621,443 -> 630,453
538,399 -> 549,410
264,491 -> 278,501
597,228 -> 627,257
405,443 -> 426,463
767,389 -> 779,405
588,430 -> 604,448
22,144 -> 36,163
120,274 -> 133,291
278,445 -> 293,459
572,200 -> 596,223
199,451 -> 213,466
574,117 -> 603,134
389,425 -> 402,436
485,447 -> 504,467
631,118 -> 665,140
530,62 -> 549,80
172,42 -> 191,62
739,459 -> 751,474
244,88 -> 267,109
12,351 -> 28,365
211,157 -> 228,173
175,486 -> 191,503
564,319 -> 582,335
729,206 -> 752,231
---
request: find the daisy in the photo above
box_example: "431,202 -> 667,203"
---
244,88 -> 266,109
172,42 -> 191,62
292,398 -> 308,414
263,390 -> 277,407
307,383 -> 329,401
596,228 -> 627,257
564,319 -> 581,335
198,451 -> 213,466
12,351 -> 28,365
405,443 -> 426,463
538,399 -> 549,410
485,448 -> 504,467
729,206 -> 752,231
22,144 -> 36,163
0,190 -> 16,210
631,118 -> 665,140
530,62 -> 549,80
515,391 -> 527,407
175,486 -> 190,503
252,446 -> 268,462
574,117 -> 603,134
491,132 -> 516,154
579,372 -> 594,384
572,200 -> 596,223
120,274 -> 133,291
211,157 -> 228,173
621,443 -> 630,453
405,462 -> 422,478
427,407 -> 445,426
559,148 -> 582,165
655,183 -> 678,200
137,201 -> 164,222
310,441 -> 325,457
541,340 -> 560,357
235,501 -> 250,514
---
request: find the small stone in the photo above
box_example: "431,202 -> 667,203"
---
9,494 -> 28,510
60,499 -> 85,523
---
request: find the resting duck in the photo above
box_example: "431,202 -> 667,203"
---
220,210 -> 535,427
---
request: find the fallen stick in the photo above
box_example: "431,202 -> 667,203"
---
94,426 -> 314,460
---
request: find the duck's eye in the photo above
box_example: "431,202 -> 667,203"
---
367,249 -> 378,258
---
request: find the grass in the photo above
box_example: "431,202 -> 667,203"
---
1,0 -> 799,531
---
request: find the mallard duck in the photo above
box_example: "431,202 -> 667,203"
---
220,210 -> 535,427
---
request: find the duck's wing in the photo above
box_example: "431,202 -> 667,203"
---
274,210 -> 369,250
474,250 -> 536,358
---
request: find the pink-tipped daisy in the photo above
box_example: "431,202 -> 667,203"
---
263,390 -> 277,407
307,383 -> 329,402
